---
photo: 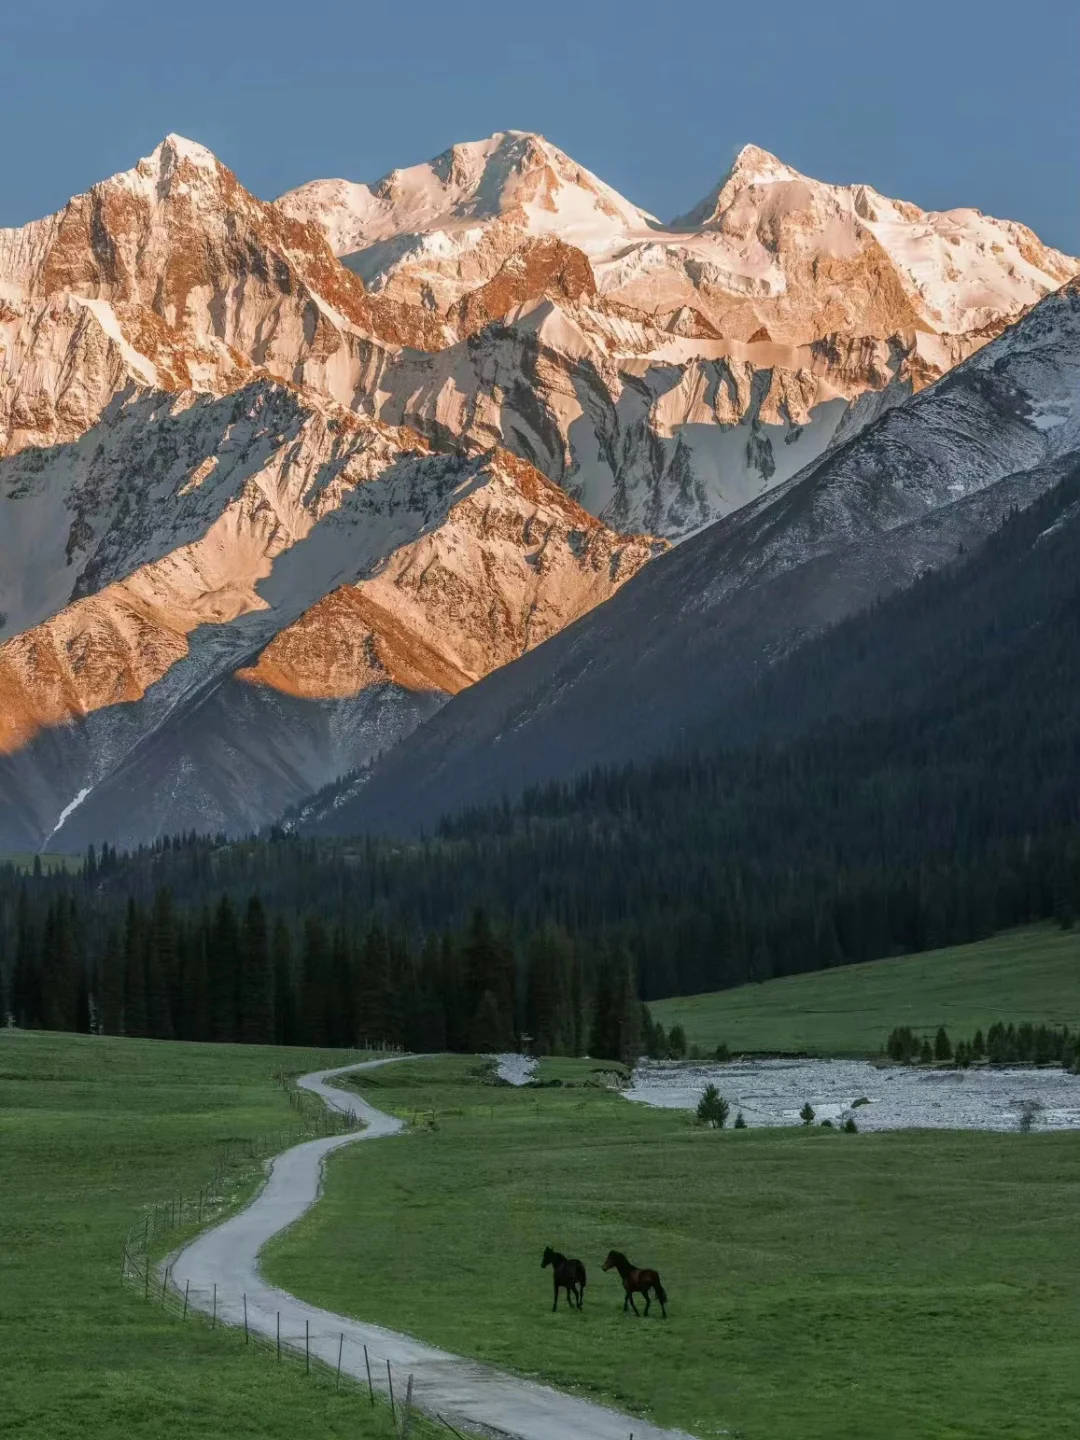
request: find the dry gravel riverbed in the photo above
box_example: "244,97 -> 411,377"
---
625,1058 -> 1080,1130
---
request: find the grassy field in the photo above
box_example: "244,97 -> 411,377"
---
0,1030 -> 438,1440
266,1054 -> 1080,1440
651,925 -> 1080,1056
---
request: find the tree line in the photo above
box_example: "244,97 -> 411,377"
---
2,888 -> 653,1064
886,1022 -> 1079,1071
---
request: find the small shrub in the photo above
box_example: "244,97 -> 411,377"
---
919,1038 -> 934,1065
714,1043 -> 731,1063
668,1024 -> 687,1060
841,1117 -> 858,1133
696,1083 -> 730,1129
799,1102 -> 815,1126
1017,1099 -> 1044,1134
972,1029 -> 986,1061
688,1043 -> 703,1061
819,1118 -> 834,1129
886,1026 -> 918,1063
733,1111 -> 747,1129
851,1097 -> 870,1108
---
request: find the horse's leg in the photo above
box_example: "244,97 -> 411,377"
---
627,1290 -> 640,1316
643,1287 -> 651,1317
552,1277 -> 559,1312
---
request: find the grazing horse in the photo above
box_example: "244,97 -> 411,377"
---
541,1246 -> 587,1311
602,1249 -> 668,1318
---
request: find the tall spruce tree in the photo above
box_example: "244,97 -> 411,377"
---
41,898 -> 77,1033
122,899 -> 147,1037
271,918 -> 297,1046
145,889 -> 176,1040
209,895 -> 240,1042
239,896 -> 273,1044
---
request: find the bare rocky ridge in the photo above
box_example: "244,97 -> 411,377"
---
300,278 -> 1080,839
0,130 -> 1075,847
0,382 -> 656,849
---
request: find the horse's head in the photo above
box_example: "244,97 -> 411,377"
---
541,1246 -> 555,1269
602,1250 -> 624,1272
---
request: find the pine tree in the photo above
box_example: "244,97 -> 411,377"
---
463,909 -> 514,1048
209,895 -> 240,1042
525,925 -> 574,1054
239,896 -> 273,1045
300,914 -> 330,1047
97,926 -> 124,1035
145,889 -> 176,1040
122,899 -> 147,1037
272,918 -> 297,1047
41,898 -> 78,1032
471,990 -> 507,1053
11,888 -> 41,1028
934,1025 -> 953,1063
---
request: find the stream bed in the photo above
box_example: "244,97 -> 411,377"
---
625,1058 -> 1080,1131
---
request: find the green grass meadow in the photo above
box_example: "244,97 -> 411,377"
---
651,926 -> 1080,1055
0,1030 -> 437,1440
265,1055 -> 1080,1440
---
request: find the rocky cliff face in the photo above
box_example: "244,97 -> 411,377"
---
0,129 -> 1074,847
283,132 -> 1076,534
0,380 -> 657,848
299,277 -> 1080,839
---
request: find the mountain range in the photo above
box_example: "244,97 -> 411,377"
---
0,131 -> 1075,850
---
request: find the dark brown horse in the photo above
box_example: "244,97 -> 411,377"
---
541,1246 -> 587,1310
602,1249 -> 668,1317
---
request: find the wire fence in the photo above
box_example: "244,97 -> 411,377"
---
117,1053 -> 644,1440
123,1247 -> 458,1437
117,1055 -> 463,1437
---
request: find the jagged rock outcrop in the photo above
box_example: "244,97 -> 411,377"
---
298,277 -> 1080,839
0,381 -> 658,849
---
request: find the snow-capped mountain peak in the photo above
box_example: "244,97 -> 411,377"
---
278,129 -> 659,262
671,143 -> 803,228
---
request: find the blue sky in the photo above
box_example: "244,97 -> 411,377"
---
4,0 -> 1078,252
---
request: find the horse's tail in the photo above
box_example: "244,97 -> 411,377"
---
654,1274 -> 667,1305
577,1261 -> 587,1288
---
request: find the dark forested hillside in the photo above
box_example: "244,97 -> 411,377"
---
2,468 -> 1079,1045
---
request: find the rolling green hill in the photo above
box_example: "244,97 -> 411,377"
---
651,926 -> 1080,1055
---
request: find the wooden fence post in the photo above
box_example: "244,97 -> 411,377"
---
364,1344 -> 374,1405
387,1360 -> 396,1427
336,1331 -> 343,1387
276,1311 -> 281,1359
183,1279 -> 190,1320
243,1293 -> 249,1343
305,1319 -> 310,1374
401,1373 -> 415,1439
212,1282 -> 217,1329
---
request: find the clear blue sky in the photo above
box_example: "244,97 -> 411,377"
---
4,0 -> 1078,253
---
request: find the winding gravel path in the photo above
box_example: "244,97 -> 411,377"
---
169,1059 -> 695,1440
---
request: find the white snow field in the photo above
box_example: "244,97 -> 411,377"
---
169,1059 -> 696,1440
626,1058 -> 1080,1131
